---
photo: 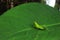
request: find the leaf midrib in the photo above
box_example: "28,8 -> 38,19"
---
43,23 -> 60,27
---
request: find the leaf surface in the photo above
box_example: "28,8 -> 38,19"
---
0,2 -> 60,40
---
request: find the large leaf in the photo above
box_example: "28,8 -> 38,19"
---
0,2 -> 60,40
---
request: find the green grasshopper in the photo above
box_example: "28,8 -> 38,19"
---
34,21 -> 45,30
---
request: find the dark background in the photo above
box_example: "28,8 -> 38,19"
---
0,0 -> 60,15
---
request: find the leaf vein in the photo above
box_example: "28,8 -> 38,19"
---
34,31 -> 40,40
43,23 -> 60,27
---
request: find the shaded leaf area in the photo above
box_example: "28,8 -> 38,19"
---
0,2 -> 60,40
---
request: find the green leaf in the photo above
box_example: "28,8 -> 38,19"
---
0,2 -> 60,40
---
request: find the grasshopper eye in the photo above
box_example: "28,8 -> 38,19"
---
34,21 -> 45,30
